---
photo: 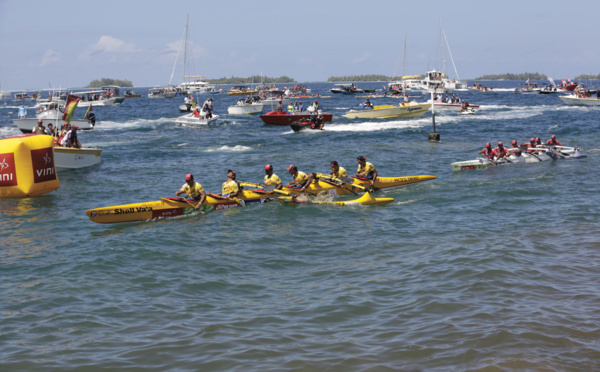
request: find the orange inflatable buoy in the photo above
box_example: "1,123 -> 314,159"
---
0,134 -> 60,198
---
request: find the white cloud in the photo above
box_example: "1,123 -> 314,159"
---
353,52 -> 371,64
79,35 -> 139,61
41,49 -> 61,66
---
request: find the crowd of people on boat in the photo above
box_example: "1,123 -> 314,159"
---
175,155 -> 380,206
435,93 -> 462,104
191,98 -> 214,118
31,119 -> 82,148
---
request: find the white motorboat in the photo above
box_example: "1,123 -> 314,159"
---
227,102 -> 264,115
344,102 -> 431,119
12,101 -> 95,133
174,112 -> 219,125
559,94 -> 600,106
54,146 -> 102,171
73,86 -> 125,106
148,87 -> 177,98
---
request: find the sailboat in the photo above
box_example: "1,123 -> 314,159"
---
177,14 -> 219,95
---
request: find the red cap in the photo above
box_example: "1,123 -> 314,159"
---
286,164 -> 296,171
185,174 -> 192,181
551,134 -> 556,139
486,142 -> 490,147
38,119 -> 43,123
314,99 -> 318,102
530,138 -> 535,142
498,141 -> 503,146
264,164 -> 273,170
73,125 -> 79,129
512,140 -> 517,145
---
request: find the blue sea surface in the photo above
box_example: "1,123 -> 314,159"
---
1,81 -> 599,371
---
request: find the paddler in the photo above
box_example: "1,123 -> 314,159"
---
527,138 -> 538,154
263,164 -> 282,190
478,142 -> 494,159
286,164 -> 310,190
547,135 -> 563,147
492,141 -> 509,161
356,155 -> 378,187
510,140 -> 522,156
218,169 -> 240,199
175,173 -> 206,210
330,161 -> 348,178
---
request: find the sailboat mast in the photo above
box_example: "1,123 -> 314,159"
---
183,13 -> 188,83
441,18 -> 446,77
402,33 -> 407,78
441,21 -> 461,81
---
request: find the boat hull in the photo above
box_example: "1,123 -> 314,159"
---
86,190 -> 275,224
277,192 -> 394,206
451,151 -> 556,171
54,147 -> 102,171
283,174 -> 437,196
78,97 -> 124,106
559,95 -> 600,106
174,113 -> 219,125
344,103 -> 431,119
260,111 -> 333,125
227,104 -> 264,115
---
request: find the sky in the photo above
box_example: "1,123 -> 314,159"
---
1,0 -> 600,90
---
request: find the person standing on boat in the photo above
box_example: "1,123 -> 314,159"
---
18,104 -> 27,119
299,101 -> 304,112
313,99 -> 319,112
547,135 -> 563,147
46,123 -> 57,137
330,161 -> 347,178
263,164 -> 283,190
184,95 -> 192,111
356,155 -> 378,187
176,174 -> 206,210
287,102 -> 294,113
286,165 -> 309,190
218,169 -> 240,199
478,143 -> 494,159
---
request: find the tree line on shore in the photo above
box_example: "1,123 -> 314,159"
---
87,78 -> 133,88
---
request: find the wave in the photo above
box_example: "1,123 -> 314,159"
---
205,145 -> 253,152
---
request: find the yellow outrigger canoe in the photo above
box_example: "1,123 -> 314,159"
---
282,174 -> 437,196
86,189 -> 275,224
278,192 -> 394,206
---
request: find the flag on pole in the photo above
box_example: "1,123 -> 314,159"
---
84,104 -> 93,119
548,77 -> 555,86
63,94 -> 81,124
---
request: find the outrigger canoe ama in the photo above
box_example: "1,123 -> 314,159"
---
86,189 -> 274,224
282,175 -> 437,196
278,192 -> 394,206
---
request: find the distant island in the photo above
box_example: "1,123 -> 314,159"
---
87,78 -> 133,88
206,75 -> 296,84
473,72 -> 547,81
574,74 -> 600,80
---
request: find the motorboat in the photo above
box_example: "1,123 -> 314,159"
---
330,83 -> 374,94
558,94 -> 600,106
259,110 -> 333,125
123,90 -> 141,97
515,81 -> 540,94
174,112 -> 219,125
344,101 -> 431,119
227,102 -> 264,115
54,146 -> 102,171
428,98 -> 480,110
12,101 -> 95,133
148,87 -> 177,98
72,86 -> 125,106
227,86 -> 257,96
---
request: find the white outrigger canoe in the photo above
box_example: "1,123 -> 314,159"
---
174,113 -> 219,125
451,146 -> 586,171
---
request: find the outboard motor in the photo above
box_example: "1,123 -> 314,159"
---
87,112 -> 96,126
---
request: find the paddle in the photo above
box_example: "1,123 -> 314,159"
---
208,192 -> 245,207
238,181 -> 294,197
160,197 -> 205,213
315,173 -> 372,193
525,148 -> 543,162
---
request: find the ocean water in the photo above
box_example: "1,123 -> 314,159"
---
1,81 -> 599,371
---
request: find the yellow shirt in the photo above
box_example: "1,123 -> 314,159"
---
333,167 -> 347,178
357,162 -> 375,175
264,173 -> 282,186
293,171 -> 309,186
179,182 -> 204,198
222,180 -> 239,196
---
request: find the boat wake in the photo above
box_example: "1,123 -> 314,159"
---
324,118 -> 430,132
205,145 -> 252,152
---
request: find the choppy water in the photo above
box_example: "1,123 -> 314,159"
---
1,81 -> 600,371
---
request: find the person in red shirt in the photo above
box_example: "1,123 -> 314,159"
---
478,143 -> 494,159
510,140 -> 522,156
547,135 -> 563,147
492,141 -> 509,161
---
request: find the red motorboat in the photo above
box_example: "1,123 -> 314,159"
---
259,110 -> 333,125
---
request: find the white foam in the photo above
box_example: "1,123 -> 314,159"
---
205,145 -> 252,152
